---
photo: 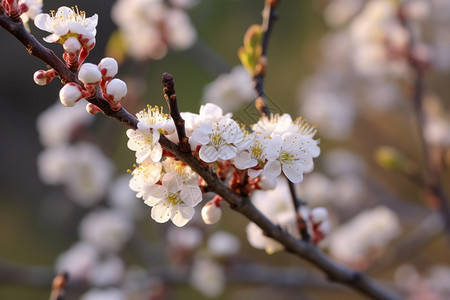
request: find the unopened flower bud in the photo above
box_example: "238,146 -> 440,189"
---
59,83 -> 83,107
106,78 -> 127,102
201,200 -> 222,225
33,70 -> 47,86
63,37 -> 82,54
86,103 -> 102,114
310,207 -> 328,224
78,63 -> 102,85
98,57 -> 118,79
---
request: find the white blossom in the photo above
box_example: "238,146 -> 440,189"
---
328,206 -> 401,264
190,257 -> 225,297
207,231 -> 240,257
144,172 -> 202,227
81,288 -> 126,300
191,118 -> 244,163
111,0 -> 196,60
79,209 -> 134,253
55,242 -> 98,281
63,36 -> 82,53
202,66 -> 255,112
19,0 -> 43,24
127,106 -> 175,164
167,227 -> 203,250
34,6 -> 97,48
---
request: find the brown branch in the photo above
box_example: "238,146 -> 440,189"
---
398,6 -> 450,239
161,72 -> 190,153
0,11 -> 403,300
252,0 -> 280,117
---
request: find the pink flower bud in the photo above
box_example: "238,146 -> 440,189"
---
59,83 -> 83,107
63,37 -> 82,54
201,200 -> 222,225
33,70 -> 47,86
310,207 -> 328,224
78,63 -> 102,85
106,78 -> 127,102
98,57 -> 118,79
86,103 -> 102,114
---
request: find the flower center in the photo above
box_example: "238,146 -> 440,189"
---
280,151 -> 296,164
167,192 -> 183,206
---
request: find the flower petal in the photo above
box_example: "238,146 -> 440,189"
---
180,185 -> 202,206
171,205 -> 195,227
199,145 -> 219,163
151,201 -> 171,223
218,145 -> 237,160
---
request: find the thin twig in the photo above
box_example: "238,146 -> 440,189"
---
49,272 -> 68,300
398,5 -> 450,239
0,11 -> 402,300
161,72 -> 190,153
253,0 -> 280,117
287,179 -> 310,241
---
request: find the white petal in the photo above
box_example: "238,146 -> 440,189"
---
217,145 -> 237,160
171,205 -> 195,227
248,168 -> 263,178
283,164 -> 304,184
263,160 -> 281,179
191,128 -> 210,145
34,14 -> 50,31
264,136 -> 282,160
43,34 -> 61,43
144,185 -> 165,201
162,173 -> 183,193
151,201 -> 171,223
150,143 -> 162,162
234,151 -> 257,170
199,145 -> 219,163
180,185 -> 202,206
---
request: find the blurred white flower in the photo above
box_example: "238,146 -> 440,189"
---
246,178 -> 299,254
201,200 -> 222,225
81,288 -> 126,300
111,0 -> 196,60
328,206 -> 401,264
324,0 -> 364,27
109,174 -> 145,219
167,226 -> 203,250
19,0 -> 43,24
208,231 -> 240,257
88,255 -> 125,286
78,209 -> 134,253
55,242 -> 98,281
202,66 -> 255,113
190,257 -> 226,297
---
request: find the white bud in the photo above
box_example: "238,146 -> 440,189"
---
201,201 -> 222,225
106,78 -> 127,102
59,83 -> 83,107
98,57 -> 118,79
33,70 -> 47,86
78,63 -> 102,85
318,220 -> 331,236
86,103 -> 102,115
63,37 -> 82,53
310,207 -> 329,224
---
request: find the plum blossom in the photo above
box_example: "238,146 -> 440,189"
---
263,132 -> 320,183
19,0 -> 43,24
144,172 -> 202,227
190,118 -> 244,163
127,106 -> 175,164
34,6 -> 98,49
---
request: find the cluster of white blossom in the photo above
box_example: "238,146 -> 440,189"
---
126,103 -> 321,227
247,178 -> 330,254
202,66 -> 256,113
111,0 -> 197,60
327,205 -> 401,265
395,264 -> 450,300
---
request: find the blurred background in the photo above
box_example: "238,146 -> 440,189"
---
0,0 -> 449,299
